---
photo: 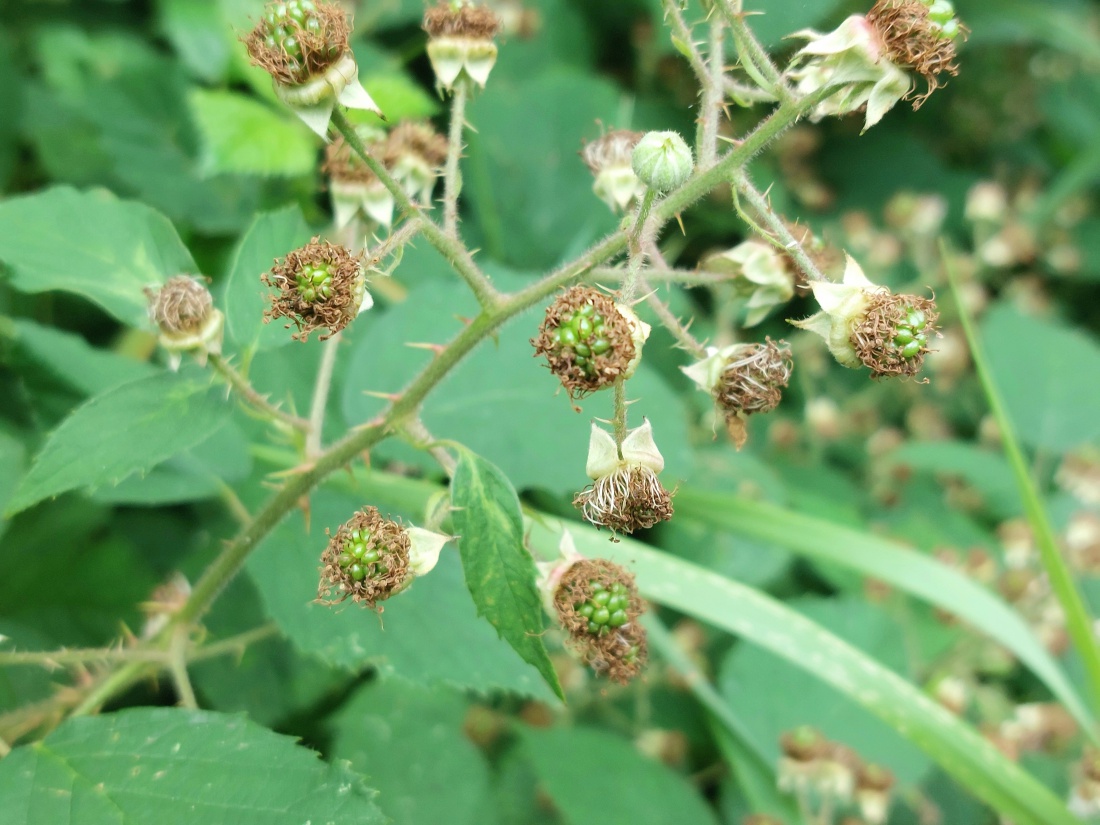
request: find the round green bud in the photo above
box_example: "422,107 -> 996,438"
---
631,131 -> 693,193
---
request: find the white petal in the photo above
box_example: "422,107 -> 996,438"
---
407,527 -> 450,577
680,345 -> 726,393
840,254 -> 875,288
620,419 -> 665,474
789,310 -> 833,342
585,423 -> 621,480
356,288 -> 374,316
290,99 -> 337,139
463,44 -> 498,88
337,75 -> 382,116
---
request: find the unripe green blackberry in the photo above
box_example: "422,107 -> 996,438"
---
532,286 -> 650,403
262,237 -> 371,341
574,580 -> 631,634
850,292 -> 939,379
246,0 -> 349,86
318,507 -> 411,608
550,558 -> 648,685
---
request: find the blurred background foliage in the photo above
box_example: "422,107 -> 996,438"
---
1,0 -> 1100,823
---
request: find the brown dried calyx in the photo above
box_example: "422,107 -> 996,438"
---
780,726 -> 830,763
262,237 -> 366,341
382,121 -> 449,168
148,275 -> 214,336
850,292 -> 939,379
581,129 -> 643,175
318,506 -> 412,608
715,339 -> 793,417
573,466 -> 674,535
867,0 -> 965,106
322,130 -> 386,184
423,1 -> 503,39
532,286 -> 642,403
551,558 -> 648,684
244,1 -> 351,87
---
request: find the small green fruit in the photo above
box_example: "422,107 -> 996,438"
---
632,131 -> 693,193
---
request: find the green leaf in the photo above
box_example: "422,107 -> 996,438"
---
982,302 -> 1100,452
887,440 -> 1021,518
451,449 -> 564,700
341,273 -> 693,495
329,677 -> 493,825
524,516 -> 1082,825
0,187 -> 196,328
224,205 -> 315,351
189,88 -> 317,177
673,488 -> 1096,736
244,485 -> 558,700
5,371 -> 228,516
521,726 -> 720,825
0,708 -> 385,825
158,0 -> 232,82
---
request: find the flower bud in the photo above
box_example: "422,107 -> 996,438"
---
544,551 -> 648,685
532,286 -> 650,403
245,1 -> 381,137
318,506 -> 451,608
262,237 -> 372,341
682,339 -> 793,447
631,131 -> 693,193
423,1 -> 502,91
574,421 -> 673,535
145,275 -> 225,370
581,129 -> 646,213
323,124 -> 394,228
789,256 -> 938,379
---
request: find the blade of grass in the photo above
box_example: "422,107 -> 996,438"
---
526,516 -> 1081,825
944,242 -> 1100,718
673,488 -> 1097,739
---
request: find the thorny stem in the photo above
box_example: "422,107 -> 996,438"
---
662,0 -> 711,87
59,91 -> 828,721
642,280 -> 708,358
698,17 -> 726,168
330,110 -> 501,310
443,79 -> 470,238
403,417 -> 457,477
733,169 -> 829,283
168,627 -> 197,709
719,0 -> 793,103
590,266 -> 735,287
622,189 -> 657,303
208,353 -> 310,432
612,378 -> 629,451
306,332 -> 341,458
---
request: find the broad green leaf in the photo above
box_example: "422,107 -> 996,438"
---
4,318 -> 158,397
720,598 -> 933,784
341,276 -> 694,495
158,0 -> 232,82
524,516 -> 1082,825
5,371 -> 228,516
521,727 -> 720,825
329,677 -> 493,825
0,708 -> 385,825
0,431 -> 26,528
244,485 -> 558,700
982,303 -> 1100,452
189,89 -> 316,177
673,488 -> 1096,736
451,449 -> 564,699
224,205 -> 314,351
0,187 -> 196,328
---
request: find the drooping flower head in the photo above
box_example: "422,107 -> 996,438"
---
789,256 -> 938,379
537,534 -> 648,685
581,129 -> 646,213
382,121 -> 449,206
322,124 -> 393,228
245,0 -> 381,136
422,1 -> 502,91
144,275 -> 225,370
318,506 -> 449,608
784,0 -> 965,131
682,339 -> 793,447
573,420 -> 673,534
532,285 -> 651,403
262,237 -> 372,341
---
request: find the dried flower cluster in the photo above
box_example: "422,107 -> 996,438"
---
262,237 -> 369,341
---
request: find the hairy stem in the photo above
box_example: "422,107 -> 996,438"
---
330,110 -> 500,309
306,332 -> 341,458
622,189 -> 657,302
612,377 -> 628,450
443,79 -> 470,237
719,0 -> 793,102
642,280 -> 708,357
699,17 -> 726,168
168,627 -> 197,709
208,354 -> 309,432
590,266 -> 735,287
733,169 -> 829,283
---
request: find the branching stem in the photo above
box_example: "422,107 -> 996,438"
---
209,354 -> 309,432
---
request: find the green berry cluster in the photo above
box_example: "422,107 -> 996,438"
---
891,307 -> 931,359
337,528 -> 387,582
296,262 -> 334,302
553,303 -> 612,375
261,1 -> 331,66
574,580 -> 630,634
925,0 -> 961,38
